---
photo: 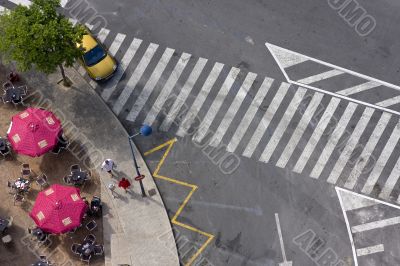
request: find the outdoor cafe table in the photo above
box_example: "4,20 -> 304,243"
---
80,240 -> 95,255
71,171 -> 88,184
15,178 -> 30,191
32,261 -> 50,266
3,87 -> 24,103
0,218 -> 9,233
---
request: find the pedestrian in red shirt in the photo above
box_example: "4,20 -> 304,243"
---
118,178 -> 131,193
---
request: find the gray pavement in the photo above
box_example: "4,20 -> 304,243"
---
20,66 -> 179,266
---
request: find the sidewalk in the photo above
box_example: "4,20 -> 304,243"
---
23,67 -> 179,266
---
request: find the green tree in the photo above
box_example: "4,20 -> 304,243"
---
0,0 -> 85,86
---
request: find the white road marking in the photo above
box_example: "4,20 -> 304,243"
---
379,155 -> 400,200
113,43 -> 159,115
344,113 -> 392,189
361,123 -> 400,194
89,33 -> 126,88
193,67 -> 240,143
275,213 -> 293,266
226,77 -> 274,153
335,81 -> 381,96
338,188 -> 377,211
60,0 -> 69,7
9,0 -> 31,6
159,57 -> 208,131
242,82 -> 290,158
356,244 -> 384,257
352,216 -> 400,233
126,47 -> 175,122
326,107 -> 375,184
335,187 -> 359,266
276,92 -> 324,168
376,95 -> 400,107
144,53 -> 191,126
176,63 -> 224,137
209,72 -> 257,147
259,88 -> 307,163
296,69 -> 344,85
309,102 -> 358,179
292,97 -> 341,173
266,42 -> 400,117
96,28 -> 110,43
101,38 -> 143,101
0,5 -> 7,12
108,33 -> 126,56
266,43 -> 308,69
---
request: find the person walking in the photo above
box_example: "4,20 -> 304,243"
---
101,159 -> 115,177
118,178 -> 131,193
108,182 -> 117,198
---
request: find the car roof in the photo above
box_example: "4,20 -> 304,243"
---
81,34 -> 98,51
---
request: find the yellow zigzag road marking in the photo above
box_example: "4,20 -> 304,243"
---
144,138 -> 214,266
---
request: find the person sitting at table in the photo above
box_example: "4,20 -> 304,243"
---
89,197 -> 102,216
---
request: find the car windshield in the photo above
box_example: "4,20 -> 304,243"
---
83,45 -> 106,67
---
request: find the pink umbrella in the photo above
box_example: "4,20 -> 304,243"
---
29,184 -> 87,234
7,107 -> 62,157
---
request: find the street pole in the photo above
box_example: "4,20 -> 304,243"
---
128,136 -> 146,197
128,125 -> 152,198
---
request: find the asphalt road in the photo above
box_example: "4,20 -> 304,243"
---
75,0 -> 400,265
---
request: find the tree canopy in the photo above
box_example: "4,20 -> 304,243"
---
0,0 -> 85,77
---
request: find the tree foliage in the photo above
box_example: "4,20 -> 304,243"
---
0,0 -> 85,76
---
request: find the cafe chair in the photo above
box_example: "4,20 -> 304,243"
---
70,164 -> 80,173
84,234 -> 96,245
13,193 -> 24,205
80,253 -> 91,265
21,163 -> 31,179
36,174 -> 49,190
63,175 -> 71,185
85,220 -> 97,231
94,244 -> 104,256
6,216 -> 13,228
0,146 -> 10,157
12,97 -> 23,106
71,243 -> 82,255
2,81 -> 13,92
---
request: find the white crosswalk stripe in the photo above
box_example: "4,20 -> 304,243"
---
126,47 -> 175,122
292,97 -> 341,173
176,63 -> 224,137
259,87 -> 307,163
209,72 -> 257,147
159,57 -> 208,131
144,53 -> 191,126
361,124 -> 400,195
242,83 -> 290,158
101,38 -> 143,101
67,26 -> 400,203
344,113 -> 392,190
193,67 -> 240,144
113,43 -> 159,115
276,92 -> 324,168
297,69 -> 344,85
309,102 -> 358,179
226,77 -> 274,153
326,107 -> 375,184
335,81 -> 381,96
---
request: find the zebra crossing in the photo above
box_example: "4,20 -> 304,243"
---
76,25 -> 400,204
2,0 -> 400,204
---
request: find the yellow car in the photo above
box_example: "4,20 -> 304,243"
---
78,32 -> 117,81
